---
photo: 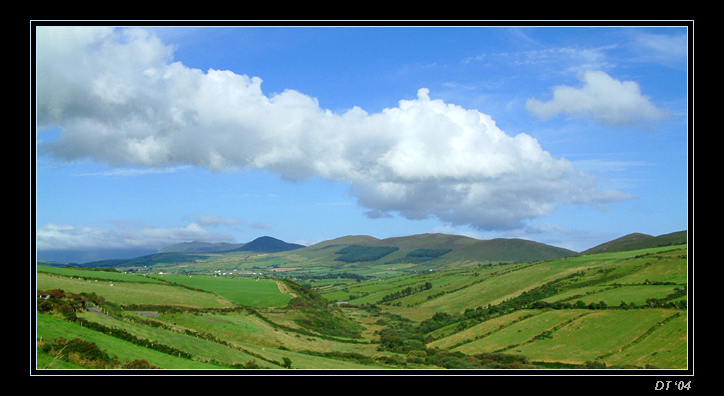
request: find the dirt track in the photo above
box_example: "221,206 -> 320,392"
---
274,280 -> 296,297
86,306 -> 115,319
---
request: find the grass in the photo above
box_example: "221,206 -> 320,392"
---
543,284 -> 681,306
36,313 -> 224,369
37,272 -> 234,309
38,265 -> 166,283
451,309 -> 587,355
76,310 -> 278,368
149,274 -> 293,307
514,309 -> 683,367
427,309 -> 538,349
600,311 -> 687,368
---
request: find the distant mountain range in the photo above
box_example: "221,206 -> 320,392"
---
160,236 -> 305,254
36,231 -> 687,267
158,241 -> 244,254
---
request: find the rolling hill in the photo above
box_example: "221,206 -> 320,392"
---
40,231 -> 686,280
580,231 -> 687,255
295,233 -> 578,264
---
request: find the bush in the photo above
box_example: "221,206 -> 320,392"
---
122,360 -> 157,369
376,354 -> 406,366
42,338 -> 118,368
406,350 -> 427,363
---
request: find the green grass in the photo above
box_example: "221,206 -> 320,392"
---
37,272 -> 234,308
427,309 -> 538,349
150,274 -> 293,307
543,284 -> 681,306
514,309 -> 683,367
38,265 -> 165,283
451,309 -> 586,355
432,308 -> 686,369
36,313 -> 225,369
76,310 -> 278,368
600,311 -> 687,368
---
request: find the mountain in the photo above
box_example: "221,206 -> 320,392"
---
38,231 -> 685,272
295,233 -> 578,266
380,233 -> 578,262
159,241 -> 245,254
160,237 -> 304,255
228,236 -> 305,253
581,230 -> 687,255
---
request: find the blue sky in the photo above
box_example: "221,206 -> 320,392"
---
34,23 -> 690,261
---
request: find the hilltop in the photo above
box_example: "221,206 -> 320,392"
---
227,236 -> 305,253
581,231 -> 687,255
306,233 -> 578,263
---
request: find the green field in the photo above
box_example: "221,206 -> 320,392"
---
148,274 -> 293,307
34,243 -> 689,371
37,271 -> 234,308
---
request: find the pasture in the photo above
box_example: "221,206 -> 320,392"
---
37,271 -> 234,309
149,274 -> 293,307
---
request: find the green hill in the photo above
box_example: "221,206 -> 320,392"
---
581,231 -> 687,255
296,233 -> 577,265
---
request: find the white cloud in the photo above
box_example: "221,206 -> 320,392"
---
36,222 -> 235,252
251,222 -> 273,230
630,31 -> 688,66
191,214 -> 244,227
525,70 -> 669,127
36,27 -> 634,232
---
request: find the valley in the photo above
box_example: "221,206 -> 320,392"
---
34,230 -> 689,373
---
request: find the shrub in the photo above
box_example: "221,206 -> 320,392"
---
122,360 -> 157,369
43,338 -> 118,368
406,350 -> 427,363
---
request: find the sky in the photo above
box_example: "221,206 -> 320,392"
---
33,23 -> 691,262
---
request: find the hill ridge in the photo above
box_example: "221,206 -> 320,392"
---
581,230 -> 687,255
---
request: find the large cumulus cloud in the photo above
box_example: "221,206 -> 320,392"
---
36,27 -> 633,231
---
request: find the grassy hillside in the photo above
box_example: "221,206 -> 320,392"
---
316,244 -> 688,369
237,233 -> 579,280
34,240 -> 688,371
581,231 -> 687,255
